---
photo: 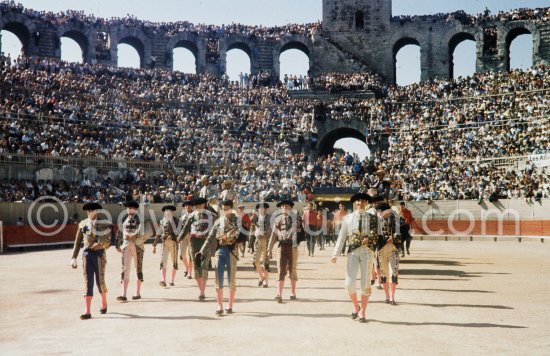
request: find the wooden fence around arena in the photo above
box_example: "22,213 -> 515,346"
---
1,219 -> 548,250
2,224 -> 78,248
1,200 -> 548,250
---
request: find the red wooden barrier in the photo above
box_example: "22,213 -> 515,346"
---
2,224 -> 78,248
411,220 -> 548,237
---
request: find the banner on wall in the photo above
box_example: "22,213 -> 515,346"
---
528,153 -> 550,168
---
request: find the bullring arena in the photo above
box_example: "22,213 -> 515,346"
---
1,0 -> 550,355
1,239 -> 550,354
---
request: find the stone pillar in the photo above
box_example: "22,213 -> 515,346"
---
475,36 -> 485,73
109,44 -> 118,67
149,33 -> 167,69
218,45 -> 227,75
535,23 -> 550,65
84,30 -> 96,64
420,43 -> 430,82
250,45 -> 259,75
195,39 -> 208,74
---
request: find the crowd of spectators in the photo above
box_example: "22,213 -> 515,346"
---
312,72 -> 387,94
0,2 -> 549,204
392,7 -> 549,26
0,1 -> 321,40
1,52 -> 547,203
0,55 -> 318,162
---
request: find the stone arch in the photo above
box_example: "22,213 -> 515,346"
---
58,24 -> 91,63
166,32 -> 201,71
0,12 -> 37,55
448,32 -> 477,78
318,127 -> 367,156
282,41 -> 310,56
273,35 -> 313,77
110,29 -> 152,68
227,41 -> 252,57
393,37 -> 421,84
221,36 -> 255,75
393,37 -> 420,55
118,36 -> 145,67
504,25 -> 536,71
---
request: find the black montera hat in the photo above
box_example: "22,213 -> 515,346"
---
193,198 -> 208,206
350,193 -> 372,204
124,201 -> 139,209
83,202 -> 102,211
220,200 -> 234,207
376,202 -> 392,212
276,200 -> 294,208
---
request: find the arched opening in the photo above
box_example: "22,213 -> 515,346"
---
279,42 -> 310,85
318,127 -> 367,157
226,43 -> 251,82
507,28 -> 533,71
60,37 -> 83,63
117,37 -> 144,68
1,22 -> 30,58
355,11 -> 364,30
60,31 -> 88,63
394,38 -> 420,86
172,41 -> 197,73
118,44 -> 141,68
449,33 -> 476,79
0,29 -> 24,64
334,137 -> 370,160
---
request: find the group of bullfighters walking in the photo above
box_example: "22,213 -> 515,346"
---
70,192 -> 413,323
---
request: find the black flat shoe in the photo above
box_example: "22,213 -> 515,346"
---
385,299 -> 390,304
80,314 -> 91,320
258,279 -> 263,287
370,279 -> 375,285
391,301 -> 397,306
359,317 -> 367,323
199,295 -> 206,301
225,308 -> 233,314
351,312 -> 359,320
184,271 -> 188,277
132,295 -> 141,300
215,310 -> 224,316
169,282 -> 175,286
116,296 -> 127,302
289,295 -> 297,300
275,296 -> 282,303
100,307 -> 107,314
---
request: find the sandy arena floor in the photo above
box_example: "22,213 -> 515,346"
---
1,240 -> 549,355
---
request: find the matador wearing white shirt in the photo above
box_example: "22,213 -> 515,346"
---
331,193 -> 380,324
115,201 -> 145,302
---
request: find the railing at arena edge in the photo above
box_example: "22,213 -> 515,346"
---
0,152 -> 200,171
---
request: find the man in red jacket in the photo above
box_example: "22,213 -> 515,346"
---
302,202 -> 318,257
399,202 -> 414,256
237,205 -> 251,257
